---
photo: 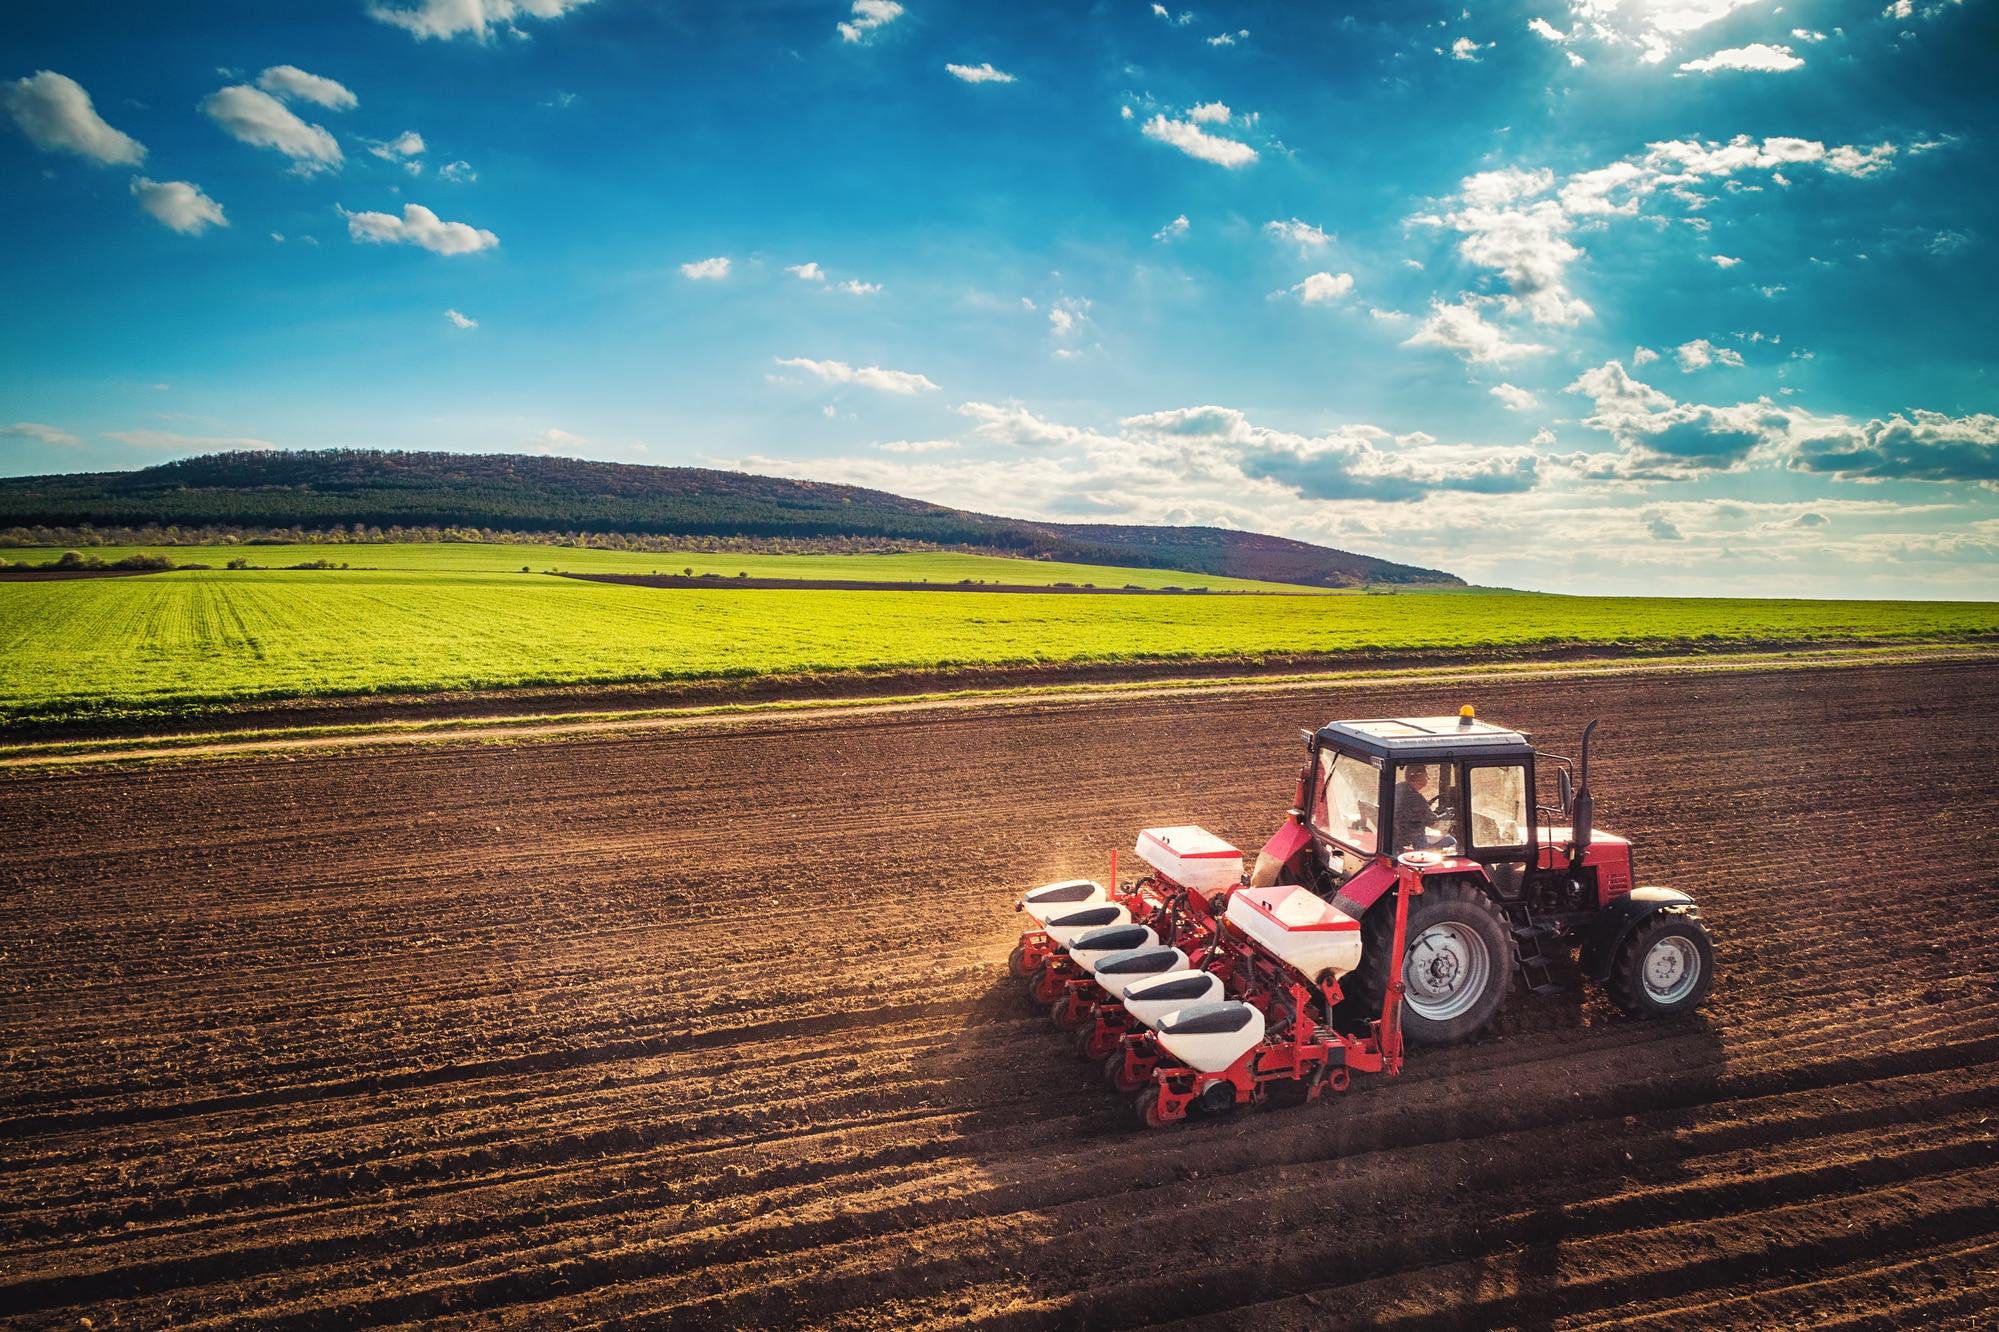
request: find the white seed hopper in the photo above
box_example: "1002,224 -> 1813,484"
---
1225,884 -> 1364,981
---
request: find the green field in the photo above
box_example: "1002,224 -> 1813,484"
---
2,561 -> 1993,726
0,542 -> 1322,593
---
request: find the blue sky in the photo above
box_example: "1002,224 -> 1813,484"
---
2,0 -> 1994,595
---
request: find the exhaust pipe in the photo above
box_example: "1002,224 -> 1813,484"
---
1569,719 -> 1598,867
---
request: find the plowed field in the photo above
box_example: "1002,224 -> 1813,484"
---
2,658 -> 1996,1328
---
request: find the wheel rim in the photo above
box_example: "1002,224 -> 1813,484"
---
1403,921 -> 1492,1021
1641,935 -> 1701,1004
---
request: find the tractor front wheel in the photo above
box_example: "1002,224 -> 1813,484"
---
1006,942 -> 1029,977
1348,879 -> 1513,1046
1609,913 -> 1715,1017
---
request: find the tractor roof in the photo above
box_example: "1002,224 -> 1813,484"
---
1316,714 -> 1534,762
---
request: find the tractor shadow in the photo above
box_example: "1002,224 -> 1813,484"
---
943,945 -> 1729,1329
1435,1001 -> 1730,1330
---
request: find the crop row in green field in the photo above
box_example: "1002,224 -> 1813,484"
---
0,542 -> 1323,593
2,567 -> 1994,725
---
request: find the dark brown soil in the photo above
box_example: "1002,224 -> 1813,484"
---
1,658 -> 1995,1327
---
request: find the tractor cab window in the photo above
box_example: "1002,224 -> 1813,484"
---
1469,764 -> 1529,850
1391,762 -> 1459,852
1315,750 -> 1379,854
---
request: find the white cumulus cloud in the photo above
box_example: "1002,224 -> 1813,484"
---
1675,338 -> 1745,371
1679,43 -> 1804,73
201,85 -> 342,171
1491,383 -> 1539,411
1444,198 -> 1592,326
1286,271 -> 1355,304
1403,298 -> 1550,364
1187,101 -> 1230,123
255,66 -> 357,110
680,256 -> 731,279
370,130 -> 426,161
1140,113 -> 1257,168
838,0 -> 903,42
1154,214 -> 1190,242
1565,0 -> 1762,64
131,177 -> 227,234
369,0 -> 595,41
1264,217 -> 1332,251
2,71 -> 146,165
775,357 -> 938,394
837,279 -> 882,295
341,203 -> 498,254
444,308 -> 477,329
1417,133 -> 1916,349
945,62 -> 1014,84
1451,36 -> 1485,60
1459,166 -> 1554,207
786,262 -> 825,281
959,401 -> 1116,449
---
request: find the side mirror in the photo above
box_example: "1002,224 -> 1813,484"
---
1557,769 -> 1573,817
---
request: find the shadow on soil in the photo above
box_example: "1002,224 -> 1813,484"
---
942,951 -> 1727,1329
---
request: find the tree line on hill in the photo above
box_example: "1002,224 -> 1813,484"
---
0,450 -> 1463,587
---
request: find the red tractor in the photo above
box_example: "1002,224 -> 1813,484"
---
1010,707 -> 1716,1126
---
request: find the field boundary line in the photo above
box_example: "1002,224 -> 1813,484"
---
2,642 -> 1992,771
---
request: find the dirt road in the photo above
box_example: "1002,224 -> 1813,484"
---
2,658 -> 1995,1327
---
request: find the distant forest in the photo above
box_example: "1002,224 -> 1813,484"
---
0,450 -> 1462,587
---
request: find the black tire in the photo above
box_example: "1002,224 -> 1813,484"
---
1608,913 -> 1715,1017
1006,942 -> 1028,977
1104,1050 -> 1149,1094
1345,879 -> 1513,1046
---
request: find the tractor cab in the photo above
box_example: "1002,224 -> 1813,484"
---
1270,706 -> 1643,925
1306,709 -> 1540,875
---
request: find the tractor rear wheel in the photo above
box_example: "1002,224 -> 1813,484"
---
1609,913 -> 1715,1017
1346,879 -> 1513,1046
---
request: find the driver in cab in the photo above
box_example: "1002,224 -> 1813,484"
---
1393,763 -> 1454,852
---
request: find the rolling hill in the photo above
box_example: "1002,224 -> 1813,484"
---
0,450 -> 1461,587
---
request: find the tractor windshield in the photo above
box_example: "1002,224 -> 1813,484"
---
1313,749 -> 1380,854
